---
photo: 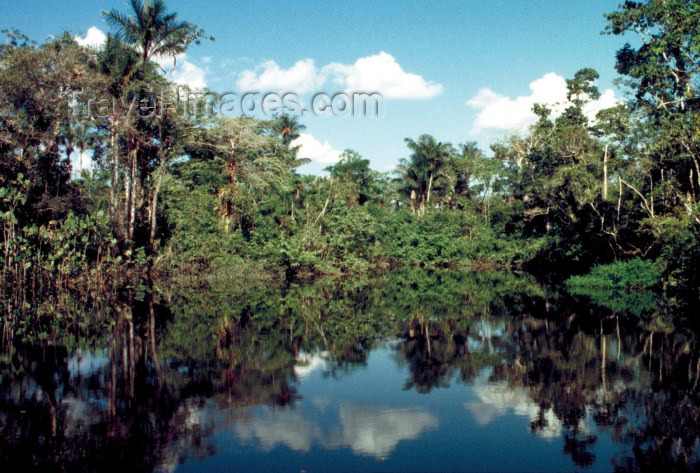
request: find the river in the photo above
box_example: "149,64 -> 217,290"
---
1,269 -> 698,472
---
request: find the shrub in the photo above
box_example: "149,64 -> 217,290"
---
566,258 -> 661,289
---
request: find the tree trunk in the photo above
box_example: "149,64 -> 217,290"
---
601,328 -> 607,391
148,161 -> 166,251
617,178 -> 622,222
148,297 -> 162,384
315,191 -> 331,225
603,144 -> 608,200
123,164 -> 131,240
661,168 -> 666,211
649,174 -> 655,218
110,114 -> 120,224
426,173 -> 434,205
129,152 -> 137,243
124,146 -> 137,244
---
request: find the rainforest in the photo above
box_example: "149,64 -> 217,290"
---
0,1 -> 699,472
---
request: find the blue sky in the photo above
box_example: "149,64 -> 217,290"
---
2,0 -> 627,173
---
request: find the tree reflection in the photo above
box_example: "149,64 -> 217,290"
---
0,269 -> 698,472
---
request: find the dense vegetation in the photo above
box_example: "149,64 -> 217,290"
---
1,269 -> 698,471
1,3 -> 699,470
1,0 -> 699,316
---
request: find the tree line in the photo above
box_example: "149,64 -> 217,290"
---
1,0 -> 699,306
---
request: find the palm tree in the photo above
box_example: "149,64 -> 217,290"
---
399,134 -> 455,214
274,113 -> 306,145
396,158 -> 422,213
96,34 -> 141,227
103,0 -> 205,84
102,1 -> 205,247
452,142 -> 482,199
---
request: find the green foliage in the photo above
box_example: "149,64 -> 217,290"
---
325,149 -> 385,206
157,175 -> 246,271
378,208 -> 541,266
2,0 -> 700,320
656,217 -> 700,305
103,0 -> 211,67
568,286 -> 659,316
566,258 -> 662,289
380,209 -> 470,264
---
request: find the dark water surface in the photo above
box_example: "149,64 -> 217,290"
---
1,270 -> 698,472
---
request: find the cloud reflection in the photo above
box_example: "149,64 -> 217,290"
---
465,384 -> 563,439
331,404 -> 439,459
234,410 -> 320,452
233,403 -> 438,459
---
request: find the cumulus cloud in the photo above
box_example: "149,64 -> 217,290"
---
75,26 -> 106,49
172,58 -> 207,89
324,51 -> 443,99
152,52 -> 186,70
154,53 -> 208,90
237,52 -> 442,100
291,133 -> 342,166
583,88 -> 618,119
467,72 -> 619,136
237,59 -> 325,94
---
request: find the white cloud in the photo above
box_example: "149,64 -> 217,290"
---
237,59 -> 325,94
155,53 -> 207,90
72,28 -> 207,89
291,133 -> 342,166
583,88 -> 618,119
236,52 -> 442,100
172,58 -> 207,89
324,51 -> 443,99
467,72 -> 619,136
152,52 -> 185,70
466,88 -> 504,109
75,26 -> 106,49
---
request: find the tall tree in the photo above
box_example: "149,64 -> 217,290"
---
605,0 -> 700,114
325,150 -> 383,206
605,0 -> 700,222
273,113 -> 306,146
101,0 -> 207,249
103,0 -> 207,84
398,135 -> 455,214
95,34 -> 140,229
0,32 -> 96,225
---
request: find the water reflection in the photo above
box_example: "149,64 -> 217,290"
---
294,352 -> 328,380
233,408 -> 320,452
334,405 -> 438,459
0,269 -> 698,472
232,404 -> 438,459
466,380 -> 564,439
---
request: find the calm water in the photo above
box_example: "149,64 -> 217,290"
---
1,270 -> 698,472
